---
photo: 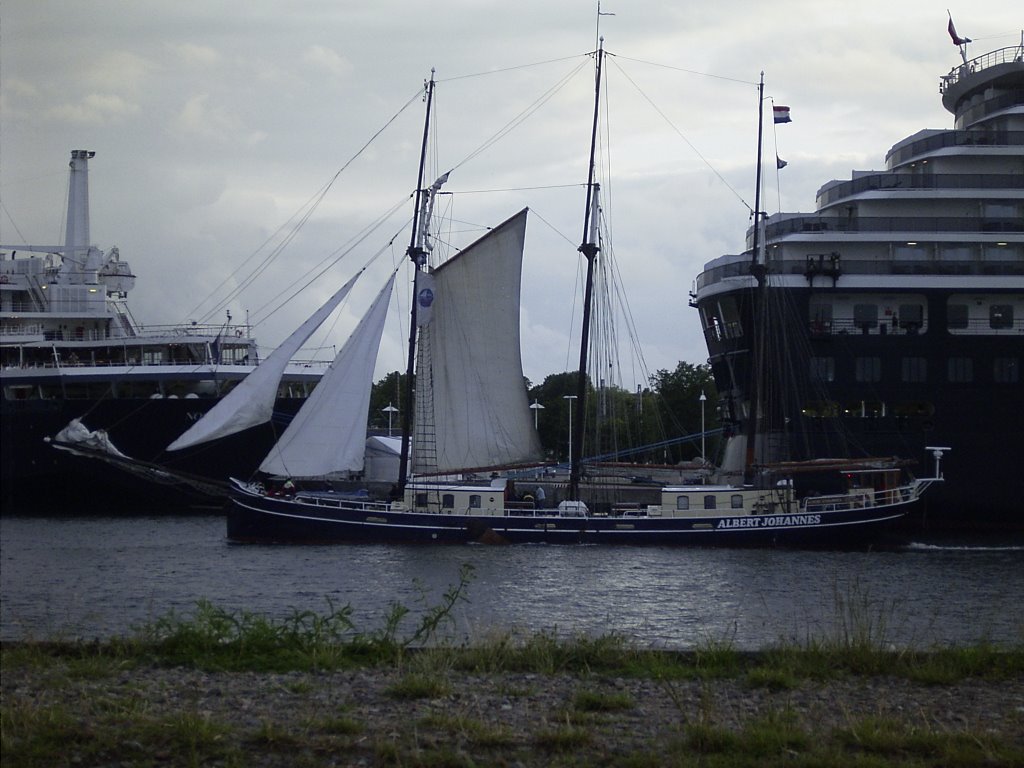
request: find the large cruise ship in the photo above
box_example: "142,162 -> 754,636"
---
1,151 -> 323,511
691,44 -> 1024,533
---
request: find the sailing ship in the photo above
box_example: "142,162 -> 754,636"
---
1,151 -> 322,511
222,45 -> 948,547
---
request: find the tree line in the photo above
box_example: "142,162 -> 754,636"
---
367,361 -> 719,466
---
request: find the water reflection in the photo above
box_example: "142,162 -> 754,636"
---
2,516 -> 1021,648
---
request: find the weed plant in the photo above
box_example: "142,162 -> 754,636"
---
3,565 -> 1023,768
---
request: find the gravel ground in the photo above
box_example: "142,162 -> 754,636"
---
3,659 -> 1024,766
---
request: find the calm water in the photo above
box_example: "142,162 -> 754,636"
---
2,515 -> 1022,649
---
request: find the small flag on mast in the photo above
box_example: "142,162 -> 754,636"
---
773,106 -> 791,124
776,156 -> 788,170
947,15 -> 971,46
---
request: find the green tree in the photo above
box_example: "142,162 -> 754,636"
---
527,371 -> 592,462
649,361 -> 718,462
368,371 -> 408,436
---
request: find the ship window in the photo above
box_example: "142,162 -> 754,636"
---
983,203 -> 1018,218
415,493 -> 428,507
809,303 -> 832,334
703,495 -> 717,510
718,298 -> 742,339
854,304 -> 878,332
468,495 -> 482,509
894,244 -> 927,261
994,358 -> 1019,383
947,304 -> 969,329
855,357 -> 881,383
441,494 -> 455,509
898,304 -> 924,332
893,401 -> 935,418
939,244 -> 973,261
731,495 -> 744,509
846,401 -> 885,418
947,357 -> 973,383
675,496 -> 690,511
810,357 -> 835,382
802,400 -> 840,418
990,305 -> 1014,329
901,357 -> 927,383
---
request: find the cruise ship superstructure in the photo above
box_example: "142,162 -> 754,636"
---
692,44 -> 1023,532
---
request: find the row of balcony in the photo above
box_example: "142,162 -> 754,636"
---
885,129 -> 1024,167
758,214 -> 1024,244
816,173 -> 1024,208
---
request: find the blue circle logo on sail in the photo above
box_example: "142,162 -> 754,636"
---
418,287 -> 434,309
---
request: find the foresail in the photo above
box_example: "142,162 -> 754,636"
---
412,209 -> 542,474
167,271 -> 365,452
259,271 -> 396,478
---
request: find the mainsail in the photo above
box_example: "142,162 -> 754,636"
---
259,271 -> 396,478
412,209 -> 542,474
167,271 -> 365,452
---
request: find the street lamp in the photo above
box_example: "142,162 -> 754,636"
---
699,390 -> 707,461
563,394 -> 578,463
382,403 -> 399,437
530,398 -> 545,430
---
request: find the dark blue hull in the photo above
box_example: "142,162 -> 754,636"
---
226,487 -> 909,549
1,397 -> 306,512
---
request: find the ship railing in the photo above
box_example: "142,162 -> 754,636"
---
817,172 -> 1024,208
809,316 -> 1024,337
886,129 -> 1024,166
134,323 -> 254,339
940,46 -> 1024,92
801,484 -> 914,513
762,213 -> 1024,241
291,493 -> 392,513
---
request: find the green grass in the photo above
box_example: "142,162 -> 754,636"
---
3,567 -> 1023,767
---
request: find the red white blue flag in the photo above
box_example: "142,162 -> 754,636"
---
773,106 -> 791,124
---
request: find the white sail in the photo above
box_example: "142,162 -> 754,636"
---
258,271 -> 396,478
412,209 -> 542,474
167,271 -> 365,451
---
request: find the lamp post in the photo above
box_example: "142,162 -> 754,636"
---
563,394 -> 577,464
699,390 -> 707,461
382,403 -> 399,437
530,398 -> 545,430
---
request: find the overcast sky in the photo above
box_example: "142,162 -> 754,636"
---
1,2 -> 1019,387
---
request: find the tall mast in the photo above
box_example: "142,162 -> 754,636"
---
397,72 -> 436,491
749,72 -> 766,287
744,72 -> 766,479
569,38 -> 604,502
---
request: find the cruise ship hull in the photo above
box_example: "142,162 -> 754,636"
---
1,396 -> 306,512
691,45 -> 1023,535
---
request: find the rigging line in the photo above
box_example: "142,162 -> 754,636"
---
612,54 -> 757,86
0,199 -> 29,242
437,53 -> 589,82
184,87 -> 424,323
253,213 -> 412,329
188,177 -> 336,324
527,207 -> 577,247
452,183 -> 582,194
609,57 -> 753,213
199,189 -> 330,325
246,194 -> 411,325
769,97 -> 785,215
451,58 -> 591,172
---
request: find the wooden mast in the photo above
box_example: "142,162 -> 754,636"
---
569,38 -> 604,502
743,72 -> 766,480
397,72 -> 436,492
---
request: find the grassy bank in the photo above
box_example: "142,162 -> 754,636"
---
3,566 -> 1023,766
